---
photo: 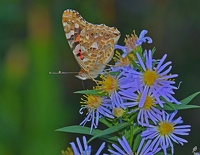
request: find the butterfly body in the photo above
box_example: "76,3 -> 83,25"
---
62,9 -> 120,80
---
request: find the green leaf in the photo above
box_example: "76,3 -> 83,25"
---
151,47 -> 156,55
56,125 -> 119,143
56,125 -> 98,135
162,102 -> 176,110
132,126 -> 142,135
99,118 -> 112,128
162,102 -> 200,110
180,91 -> 200,105
108,71 -> 120,76
159,92 -> 200,110
133,46 -> 143,55
74,89 -> 107,96
132,133 -> 142,152
173,104 -> 200,110
88,122 -> 130,142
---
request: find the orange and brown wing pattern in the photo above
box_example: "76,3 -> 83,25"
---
79,24 -> 120,78
62,9 -> 121,80
62,9 -> 86,49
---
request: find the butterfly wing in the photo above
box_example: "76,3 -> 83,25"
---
77,24 -> 120,79
62,9 -> 121,80
62,9 -> 86,61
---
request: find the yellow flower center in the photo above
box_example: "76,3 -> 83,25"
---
158,121 -> 174,136
81,95 -> 102,109
137,94 -> 155,110
143,95 -> 154,110
61,147 -> 74,155
143,70 -> 158,86
114,51 -> 136,67
98,75 -> 118,95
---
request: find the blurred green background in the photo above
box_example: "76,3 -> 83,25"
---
1,0 -> 200,154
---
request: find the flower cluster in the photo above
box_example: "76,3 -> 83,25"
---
59,30 -> 199,155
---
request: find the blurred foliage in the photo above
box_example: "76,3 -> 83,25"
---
0,0 -> 200,155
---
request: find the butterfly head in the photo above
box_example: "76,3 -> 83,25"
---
75,69 -> 91,80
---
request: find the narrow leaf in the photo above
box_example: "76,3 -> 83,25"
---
88,122 -> 130,142
108,71 -> 120,76
180,92 -> 200,105
74,89 -> 107,96
56,125 -> 99,135
132,133 -> 142,152
56,125 -> 119,143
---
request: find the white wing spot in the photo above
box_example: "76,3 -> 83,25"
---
63,22 -> 68,27
75,23 -> 79,28
91,42 -> 98,49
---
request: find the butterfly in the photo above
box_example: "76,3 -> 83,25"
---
62,9 -> 121,80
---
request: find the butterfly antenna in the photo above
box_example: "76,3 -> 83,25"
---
49,71 -> 78,74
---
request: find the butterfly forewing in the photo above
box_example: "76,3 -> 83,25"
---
62,10 -> 86,49
62,9 -> 121,80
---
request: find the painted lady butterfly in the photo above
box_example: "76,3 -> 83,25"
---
62,9 -> 121,80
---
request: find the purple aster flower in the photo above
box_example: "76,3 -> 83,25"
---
79,95 -> 114,133
106,136 -> 160,155
125,50 -> 180,107
114,30 -> 152,57
141,111 -> 191,155
97,68 -> 139,109
70,136 -> 105,155
120,86 -> 163,126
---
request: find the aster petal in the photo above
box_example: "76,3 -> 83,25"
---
95,109 -> 99,126
95,142 -> 105,155
107,149 -> 122,155
70,142 -> 79,154
80,112 -> 91,126
174,125 -> 191,129
166,136 -> 174,154
174,129 -> 190,135
121,136 -> 132,153
70,136 -> 105,155
114,45 -> 128,53
158,65 -> 172,76
156,61 -> 172,74
170,133 -> 188,145
156,54 -> 167,70
159,74 -> 178,79
136,52 -> 146,71
77,137 -> 84,153
146,50 -> 153,70
136,30 -> 153,46
90,111 -> 95,132
138,86 -> 148,108
149,136 -> 161,152
83,136 -> 88,151
169,111 -> 178,121
112,144 -> 126,154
